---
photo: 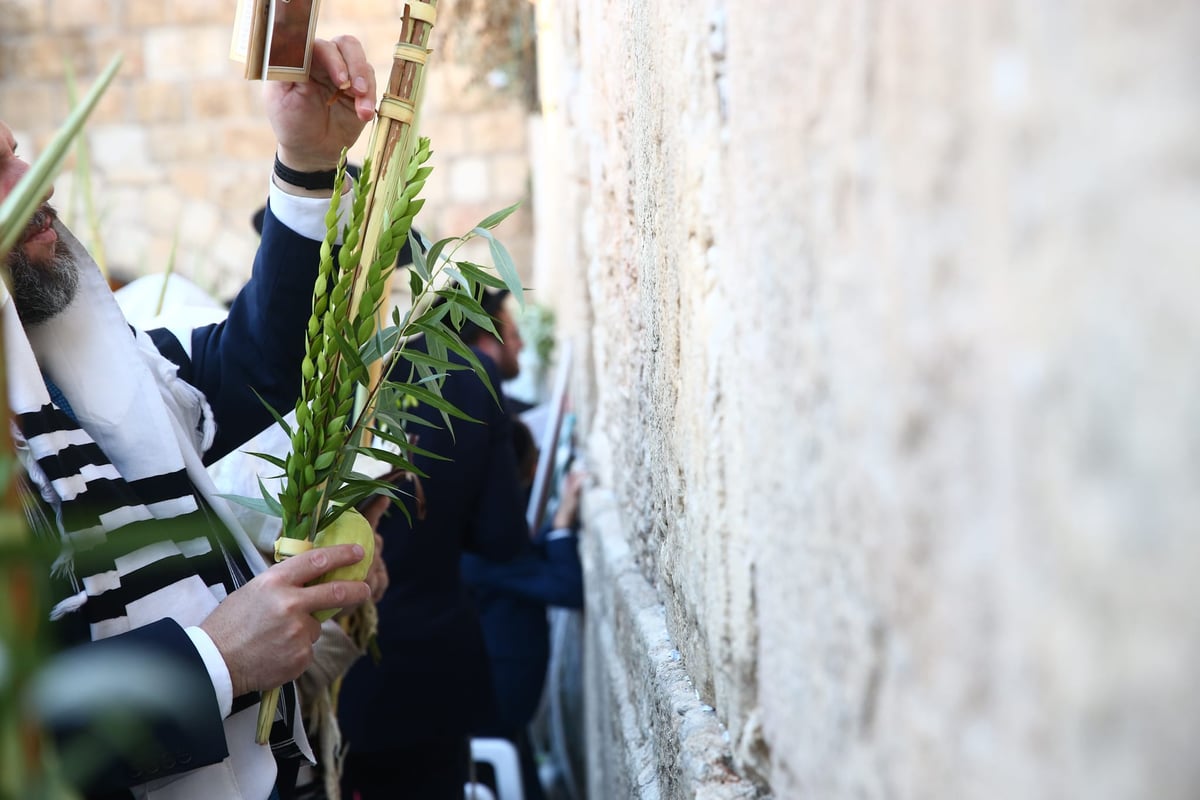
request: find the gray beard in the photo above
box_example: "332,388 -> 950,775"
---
7,241 -> 80,326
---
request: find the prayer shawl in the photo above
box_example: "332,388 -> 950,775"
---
7,223 -> 313,800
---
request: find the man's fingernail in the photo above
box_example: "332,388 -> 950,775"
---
353,76 -> 367,92
352,545 -> 364,558
337,71 -> 349,86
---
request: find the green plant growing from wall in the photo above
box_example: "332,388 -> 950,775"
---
518,301 -> 557,399
442,0 -> 538,109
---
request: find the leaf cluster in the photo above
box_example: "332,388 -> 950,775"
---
229,138 -> 525,541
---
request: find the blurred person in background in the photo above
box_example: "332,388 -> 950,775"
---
337,289 -> 529,800
462,418 -> 585,800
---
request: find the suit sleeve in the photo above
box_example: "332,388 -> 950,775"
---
461,360 -> 528,562
460,535 -> 584,609
47,618 -> 229,795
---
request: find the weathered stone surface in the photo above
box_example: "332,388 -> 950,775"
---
534,1 -> 1200,798
0,0 -> 48,35
48,0 -> 111,31
189,80 -> 258,120
132,81 -> 185,124
122,0 -> 167,28
91,33 -> 146,79
583,487 -> 763,800
144,27 -> 237,81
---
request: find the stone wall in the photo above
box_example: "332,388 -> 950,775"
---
0,0 -> 532,299
533,1 -> 1200,798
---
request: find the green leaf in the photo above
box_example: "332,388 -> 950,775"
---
475,201 -> 522,231
410,231 -> 432,281
399,383 -> 480,423
399,347 -> 469,373
371,406 -> 442,432
257,477 -> 284,516
421,323 -> 450,368
359,447 -> 425,476
408,226 -> 429,256
416,371 -> 450,387
365,421 -> 410,447
413,299 -> 451,328
488,236 -> 525,309
245,450 -> 289,472
443,290 -> 499,336
334,475 -> 408,500
328,326 -> 367,376
217,492 -> 282,518
361,322 -> 403,366
423,236 -> 459,275
414,321 -> 498,405
300,486 -> 321,515
249,387 -> 294,438
384,495 -> 414,527
317,499 -> 361,531
456,261 -> 509,290
368,426 -> 454,462
413,361 -> 447,401
442,265 -> 470,292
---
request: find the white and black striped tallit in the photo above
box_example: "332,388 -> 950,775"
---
6,222 -> 313,800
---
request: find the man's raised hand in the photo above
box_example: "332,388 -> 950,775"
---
266,35 -> 377,174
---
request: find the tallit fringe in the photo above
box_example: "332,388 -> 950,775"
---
50,591 -> 87,621
319,690 -> 345,800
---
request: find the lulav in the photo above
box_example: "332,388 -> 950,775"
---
255,139 -> 433,745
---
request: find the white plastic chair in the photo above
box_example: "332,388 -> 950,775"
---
469,737 -> 525,800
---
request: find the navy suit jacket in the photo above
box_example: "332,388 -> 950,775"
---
49,203 -> 322,798
337,344 -> 528,751
462,528 -> 583,733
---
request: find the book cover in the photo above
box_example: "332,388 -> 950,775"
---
263,0 -> 321,81
230,0 -> 320,82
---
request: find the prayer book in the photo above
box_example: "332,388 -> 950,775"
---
230,0 -> 322,81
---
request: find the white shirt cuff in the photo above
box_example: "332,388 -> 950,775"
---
545,527 -> 575,542
185,625 -> 234,720
267,177 -> 354,244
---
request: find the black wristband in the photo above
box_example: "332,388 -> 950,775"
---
273,154 -> 338,190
